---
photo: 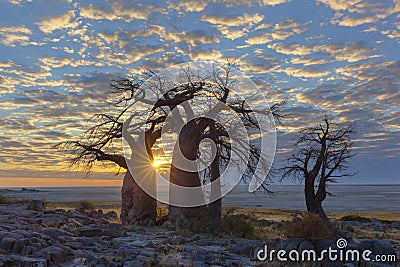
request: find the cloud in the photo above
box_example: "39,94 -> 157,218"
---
213,0 -> 288,7
39,57 -> 103,69
337,16 -> 377,27
186,49 -> 223,61
381,29 -> 400,40
7,0 -> 32,5
174,0 -> 208,12
281,67 -> 331,78
318,0 -> 361,12
317,42 -> 381,62
163,30 -> 220,46
37,10 -> 80,34
290,57 -> 330,66
268,43 -> 313,56
0,25 -> 32,46
80,2 -> 148,22
245,18 -> 308,44
362,26 -> 378,32
201,13 -> 264,27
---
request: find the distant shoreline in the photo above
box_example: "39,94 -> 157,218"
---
2,183 -> 400,189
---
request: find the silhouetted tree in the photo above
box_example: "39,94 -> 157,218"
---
281,117 -> 355,223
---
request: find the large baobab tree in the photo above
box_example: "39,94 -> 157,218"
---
281,117 -> 355,223
57,62 -> 283,228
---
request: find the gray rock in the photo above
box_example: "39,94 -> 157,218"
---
27,200 -> 46,211
12,237 -> 30,253
371,240 -> 396,257
78,224 -> 105,237
0,255 -> 47,267
38,214 -> 68,227
105,223 -> 126,238
298,240 -> 315,252
280,238 -> 305,252
313,239 -> 335,253
191,234 -> 203,241
105,211 -> 118,220
32,245 -> 73,265
38,227 -> 73,240
230,240 -> 257,256
390,221 -> 400,230
107,261 -> 118,267
0,237 -> 16,251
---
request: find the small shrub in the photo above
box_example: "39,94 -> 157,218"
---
340,215 -> 371,223
79,200 -> 95,211
283,213 -> 335,240
222,214 -> 256,239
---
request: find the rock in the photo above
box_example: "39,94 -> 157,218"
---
0,255 -> 47,266
78,224 -> 105,237
32,245 -> 73,265
279,238 -> 305,252
12,237 -> 30,253
191,234 -> 203,241
298,240 -> 314,252
27,200 -> 46,211
107,261 -> 118,267
313,239 -> 335,253
38,227 -> 73,240
342,231 -> 353,241
0,237 -> 16,251
371,240 -> 396,257
230,240 -> 258,256
168,235 -> 186,245
105,223 -> 126,238
391,221 -> 400,230
0,231 -> 7,240
105,211 -> 118,220
38,214 -> 68,227
359,240 -> 373,252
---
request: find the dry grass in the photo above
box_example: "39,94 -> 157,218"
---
223,206 -> 301,222
0,193 -> 29,204
283,213 -> 337,240
328,210 -> 400,221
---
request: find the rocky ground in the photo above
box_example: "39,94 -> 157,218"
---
0,201 -> 399,267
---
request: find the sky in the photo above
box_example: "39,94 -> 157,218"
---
0,0 -> 399,187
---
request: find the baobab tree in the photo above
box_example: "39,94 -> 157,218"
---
281,117 -> 355,223
57,62 -> 284,228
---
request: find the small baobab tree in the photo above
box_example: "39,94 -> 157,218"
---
281,116 -> 355,223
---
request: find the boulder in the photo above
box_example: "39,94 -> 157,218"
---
0,237 -> 16,251
78,224 -> 105,237
298,240 -> 315,252
371,240 -> 396,256
32,245 -> 73,265
27,200 -> 46,211
105,211 -> 118,220
38,227 -> 73,240
230,240 -> 258,256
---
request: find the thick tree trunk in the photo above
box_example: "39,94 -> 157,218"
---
121,171 -> 157,226
304,177 -> 318,213
168,165 -> 208,229
167,119 -> 209,230
304,176 -> 330,224
208,154 -> 222,229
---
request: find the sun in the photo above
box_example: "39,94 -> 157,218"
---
152,160 -> 162,169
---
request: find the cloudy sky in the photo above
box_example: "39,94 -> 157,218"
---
0,0 -> 399,187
